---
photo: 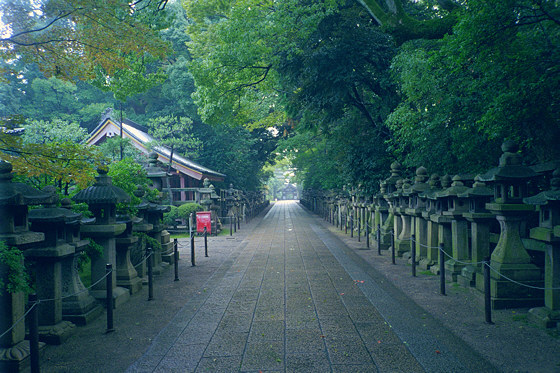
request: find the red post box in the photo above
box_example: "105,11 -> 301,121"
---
196,211 -> 212,234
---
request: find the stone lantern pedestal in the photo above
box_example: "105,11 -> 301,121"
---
132,187 -> 154,283
395,179 -> 413,258
59,221 -> 102,325
0,161 -> 53,371
429,175 -> 453,275
404,167 -> 429,264
419,174 -> 441,270
524,168 -> 560,327
480,141 -> 543,309
73,167 -> 130,308
374,186 -> 390,250
458,177 -> 495,289
116,216 -> 142,294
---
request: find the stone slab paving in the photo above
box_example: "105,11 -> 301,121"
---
126,201 -> 495,372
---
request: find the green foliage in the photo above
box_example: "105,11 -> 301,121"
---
1,0 -> 171,81
78,239 -> 104,272
0,241 -> 31,294
163,205 -> 180,226
108,157 -> 159,214
177,203 -> 203,220
146,116 -> 203,159
97,137 -> 143,162
92,54 -> 168,103
22,119 -> 88,145
134,232 -> 162,252
386,0 -> 560,173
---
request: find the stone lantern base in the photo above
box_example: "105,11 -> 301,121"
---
160,230 -> 175,264
489,262 -> 543,309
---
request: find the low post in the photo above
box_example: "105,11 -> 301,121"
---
366,221 -> 370,249
28,293 -> 40,373
147,247 -> 154,301
106,264 -> 114,333
174,238 -> 179,282
230,216 -> 233,236
350,215 -> 354,238
377,224 -> 381,255
439,244 -> 446,296
191,233 -> 196,266
344,215 -> 347,234
411,234 -> 416,277
391,231 -> 396,265
357,217 -> 361,242
484,257 -> 493,324
204,227 -> 208,257
234,215 -> 237,233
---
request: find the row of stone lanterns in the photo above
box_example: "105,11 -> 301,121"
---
301,141 -> 559,328
0,159 -> 176,371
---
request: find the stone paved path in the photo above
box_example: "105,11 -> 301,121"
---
126,201 -> 494,373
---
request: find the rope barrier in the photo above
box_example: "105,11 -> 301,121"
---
0,267 -> 115,339
0,301 -> 38,340
133,252 -> 153,269
486,263 -> 560,291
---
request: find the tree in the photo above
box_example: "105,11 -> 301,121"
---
357,0 -> 461,44
1,118 -> 105,194
1,0 -> 171,81
145,115 -> 203,160
386,0 -> 560,172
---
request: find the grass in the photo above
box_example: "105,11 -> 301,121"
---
419,270 -> 436,276
170,228 -> 233,239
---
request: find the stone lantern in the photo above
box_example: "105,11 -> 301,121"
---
437,175 -> 471,281
479,141 -> 542,308
404,167 -> 429,264
382,162 -> 402,251
209,183 -> 221,234
199,178 -> 213,212
428,174 -> 453,275
72,166 -> 130,307
58,199 -> 103,325
131,186 -> 153,282
374,181 -> 390,249
458,176 -> 495,288
395,178 -> 412,257
419,174 -> 441,270
0,161 -> 54,371
524,168 -> 560,327
26,194 -> 81,344
145,152 -> 170,204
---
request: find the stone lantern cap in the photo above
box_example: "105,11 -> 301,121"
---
384,162 -> 402,193
419,173 -> 440,199
524,168 -> 560,205
0,160 -> 56,205
134,185 -> 150,212
28,205 -> 82,225
436,175 -> 470,198
72,166 -> 131,205
145,152 -> 168,178
479,141 -> 537,182
403,166 -> 429,196
458,176 -> 493,199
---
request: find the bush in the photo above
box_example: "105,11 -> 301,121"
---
163,205 -> 179,226
0,240 -> 31,294
177,203 -> 203,221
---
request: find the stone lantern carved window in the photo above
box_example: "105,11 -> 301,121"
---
541,207 -> 551,226
14,205 -> 27,230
